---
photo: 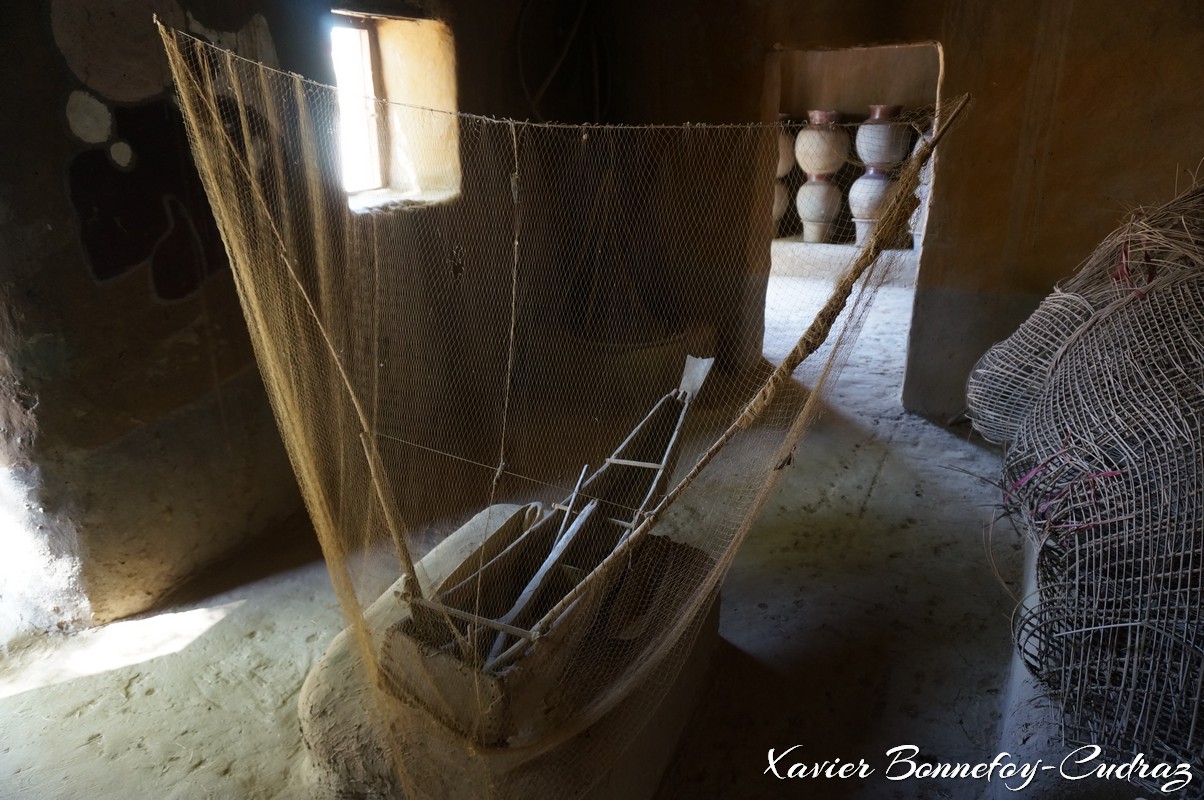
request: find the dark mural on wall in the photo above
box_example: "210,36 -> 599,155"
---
67,100 -> 230,301
50,0 -> 287,301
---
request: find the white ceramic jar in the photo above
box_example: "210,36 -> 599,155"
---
854,104 -> 908,169
794,110 -> 848,178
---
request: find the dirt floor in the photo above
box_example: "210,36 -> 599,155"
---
0,274 -> 1134,799
655,278 -> 1025,800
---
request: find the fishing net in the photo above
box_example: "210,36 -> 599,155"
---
158,22 -> 963,799
967,184 -> 1204,796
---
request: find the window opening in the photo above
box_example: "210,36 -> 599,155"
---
330,10 -> 461,209
331,20 -> 384,193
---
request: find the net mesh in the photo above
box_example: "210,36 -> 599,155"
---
158,23 -> 962,799
967,184 -> 1204,796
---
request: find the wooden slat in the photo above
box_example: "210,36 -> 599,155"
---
605,457 -> 664,469
409,596 -> 536,640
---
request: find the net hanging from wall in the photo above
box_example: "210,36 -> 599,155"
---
968,184 -> 1204,797
159,22 -> 964,800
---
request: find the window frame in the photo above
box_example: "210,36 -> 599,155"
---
331,11 -> 390,195
330,9 -> 462,211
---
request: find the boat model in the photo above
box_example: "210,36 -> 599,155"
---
379,355 -> 715,749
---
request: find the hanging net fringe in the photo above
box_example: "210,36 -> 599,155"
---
968,183 -> 1204,797
159,22 -> 966,800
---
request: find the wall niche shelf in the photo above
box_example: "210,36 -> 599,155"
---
771,239 -> 919,287
767,42 -> 941,280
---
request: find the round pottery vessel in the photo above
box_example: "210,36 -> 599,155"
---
776,128 -> 795,178
773,181 -> 789,222
848,170 -> 897,220
855,104 -> 908,169
794,110 -> 848,178
852,217 -> 877,245
796,178 -> 842,243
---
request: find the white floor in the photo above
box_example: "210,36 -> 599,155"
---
0,277 -> 1056,800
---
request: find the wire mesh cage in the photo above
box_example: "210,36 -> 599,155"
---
969,184 -> 1204,798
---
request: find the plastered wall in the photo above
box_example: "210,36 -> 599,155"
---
0,0 -> 332,643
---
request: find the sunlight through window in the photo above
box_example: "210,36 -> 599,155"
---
0,601 -> 244,699
330,11 -> 460,208
331,24 -> 383,193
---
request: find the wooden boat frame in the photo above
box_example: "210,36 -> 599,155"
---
381,355 -> 713,746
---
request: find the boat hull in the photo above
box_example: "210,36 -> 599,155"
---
299,502 -> 717,800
